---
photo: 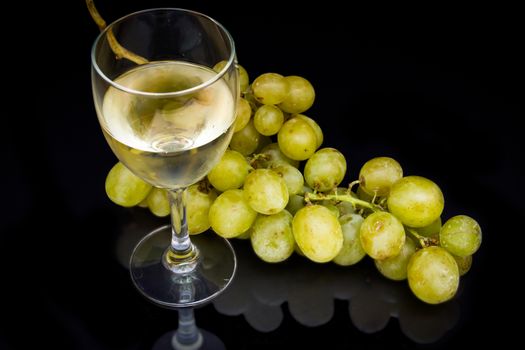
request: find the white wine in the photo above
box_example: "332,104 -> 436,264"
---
99,61 -> 236,189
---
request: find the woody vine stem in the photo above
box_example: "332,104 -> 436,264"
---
85,0 -> 148,64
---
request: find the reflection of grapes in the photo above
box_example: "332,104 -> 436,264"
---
108,206 -> 465,343
209,240 -> 461,342
105,63 -> 482,305
399,294 -> 460,344
349,289 -> 391,333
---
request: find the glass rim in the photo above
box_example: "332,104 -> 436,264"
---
91,7 -> 237,98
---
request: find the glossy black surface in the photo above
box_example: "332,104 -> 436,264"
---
3,1 -> 521,349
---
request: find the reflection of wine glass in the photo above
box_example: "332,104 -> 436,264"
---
114,213 -> 227,349
152,307 -> 225,350
91,8 -> 239,308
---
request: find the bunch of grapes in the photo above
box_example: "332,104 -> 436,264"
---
104,63 -> 482,305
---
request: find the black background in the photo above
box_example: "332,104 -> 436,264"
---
2,1 -> 522,349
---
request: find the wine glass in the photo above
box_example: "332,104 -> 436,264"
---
91,8 -> 239,308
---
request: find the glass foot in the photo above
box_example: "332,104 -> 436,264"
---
152,329 -> 226,350
130,225 -> 236,308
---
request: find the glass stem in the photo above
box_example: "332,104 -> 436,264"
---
164,188 -> 199,273
169,188 -> 191,253
172,308 -> 203,349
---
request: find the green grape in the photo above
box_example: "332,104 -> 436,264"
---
277,117 -> 318,161
186,183 -> 218,235
238,64 -> 250,93
295,114 -> 323,148
326,187 -> 356,216
407,246 -> 459,304
285,194 -> 305,215
212,61 -> 249,93
250,210 -> 294,263
375,236 -> 416,280
253,104 -> 284,136
236,228 -> 252,240
243,169 -> 289,214
259,143 -> 300,168
254,135 -> 272,154
252,73 -> 289,105
453,254 -> 473,276
207,150 -> 250,192
337,201 -> 356,216
105,162 -> 152,207
209,189 -> 257,238
137,198 -> 149,208
300,185 -> 314,195
333,214 -> 366,266
304,148 -> 347,191
409,217 -> 442,238
278,76 -> 315,114
359,211 -> 405,260
323,204 -> 340,218
359,157 -> 403,196
293,205 -> 343,263
229,120 -> 261,156
212,60 -> 227,73
147,188 -> 170,217
439,215 -> 482,257
271,163 -> 304,195
387,176 -> 444,228
234,98 -> 252,132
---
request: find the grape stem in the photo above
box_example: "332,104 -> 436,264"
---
86,0 -> 148,65
305,192 -> 382,212
406,227 -> 439,248
347,180 -> 360,192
